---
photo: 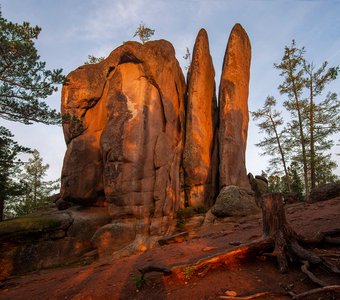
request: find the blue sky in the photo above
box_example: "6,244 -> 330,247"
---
1,0 -> 340,180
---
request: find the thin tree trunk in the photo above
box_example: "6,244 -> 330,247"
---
287,56 -> 309,199
34,173 -> 37,207
309,74 -> 316,189
294,92 -> 309,198
270,115 -> 291,192
0,196 -> 4,221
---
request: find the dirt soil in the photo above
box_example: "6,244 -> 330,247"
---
0,198 -> 339,300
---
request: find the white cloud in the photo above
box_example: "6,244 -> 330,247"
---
1,0 -> 340,180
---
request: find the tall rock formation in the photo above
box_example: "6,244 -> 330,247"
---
61,40 -> 186,236
0,25 -> 256,279
183,29 -> 218,207
60,23 -> 253,247
218,23 -> 251,189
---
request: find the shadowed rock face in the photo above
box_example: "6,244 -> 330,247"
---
61,40 -> 186,235
183,29 -> 218,208
61,63 -> 108,204
218,23 -> 251,189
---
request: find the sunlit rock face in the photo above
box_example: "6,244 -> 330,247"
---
60,23 -> 253,245
218,24 -> 251,189
1,25 -> 256,278
183,29 -> 218,208
61,40 -> 186,235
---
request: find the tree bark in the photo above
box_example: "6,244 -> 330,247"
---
0,196 -> 4,221
270,116 -> 291,192
309,74 -> 316,190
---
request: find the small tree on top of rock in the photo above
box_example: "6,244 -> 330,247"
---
183,47 -> 191,70
133,22 -> 155,44
84,55 -> 105,65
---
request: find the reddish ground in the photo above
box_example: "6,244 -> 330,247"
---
0,198 -> 339,300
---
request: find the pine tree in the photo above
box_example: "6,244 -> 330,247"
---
0,126 -> 31,220
304,62 -> 339,189
273,40 -> 339,197
9,149 -> 59,216
251,96 -> 292,191
0,10 -> 63,219
0,9 -> 65,125
133,22 -> 155,44
274,40 -> 310,197
288,161 -> 304,201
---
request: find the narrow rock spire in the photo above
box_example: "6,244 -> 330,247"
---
183,28 -> 218,207
218,23 -> 251,189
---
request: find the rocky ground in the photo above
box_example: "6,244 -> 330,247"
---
0,198 -> 339,300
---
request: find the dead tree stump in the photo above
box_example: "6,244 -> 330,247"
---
261,193 -> 339,278
261,193 -> 296,272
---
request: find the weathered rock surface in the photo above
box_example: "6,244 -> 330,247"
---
308,183 -> 340,203
0,207 -> 110,280
211,186 -> 259,218
218,23 -> 251,189
183,28 -> 218,208
91,222 -> 136,257
61,40 -> 186,236
1,24 -> 256,279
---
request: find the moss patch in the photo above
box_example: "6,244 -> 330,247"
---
0,213 -> 72,238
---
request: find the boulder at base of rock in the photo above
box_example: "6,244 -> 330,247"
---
308,183 -> 340,203
0,207 -> 111,280
91,222 -> 136,257
211,186 -> 260,218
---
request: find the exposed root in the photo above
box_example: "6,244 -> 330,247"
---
218,286 -> 340,300
288,285 -> 340,299
300,260 -> 326,287
300,228 -> 340,244
170,238 -> 273,280
219,291 -> 286,299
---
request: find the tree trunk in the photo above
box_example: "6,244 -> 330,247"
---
0,196 -> 4,221
261,193 -> 297,272
287,55 -> 309,199
270,116 -> 291,192
294,94 -> 309,199
309,75 -> 316,190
